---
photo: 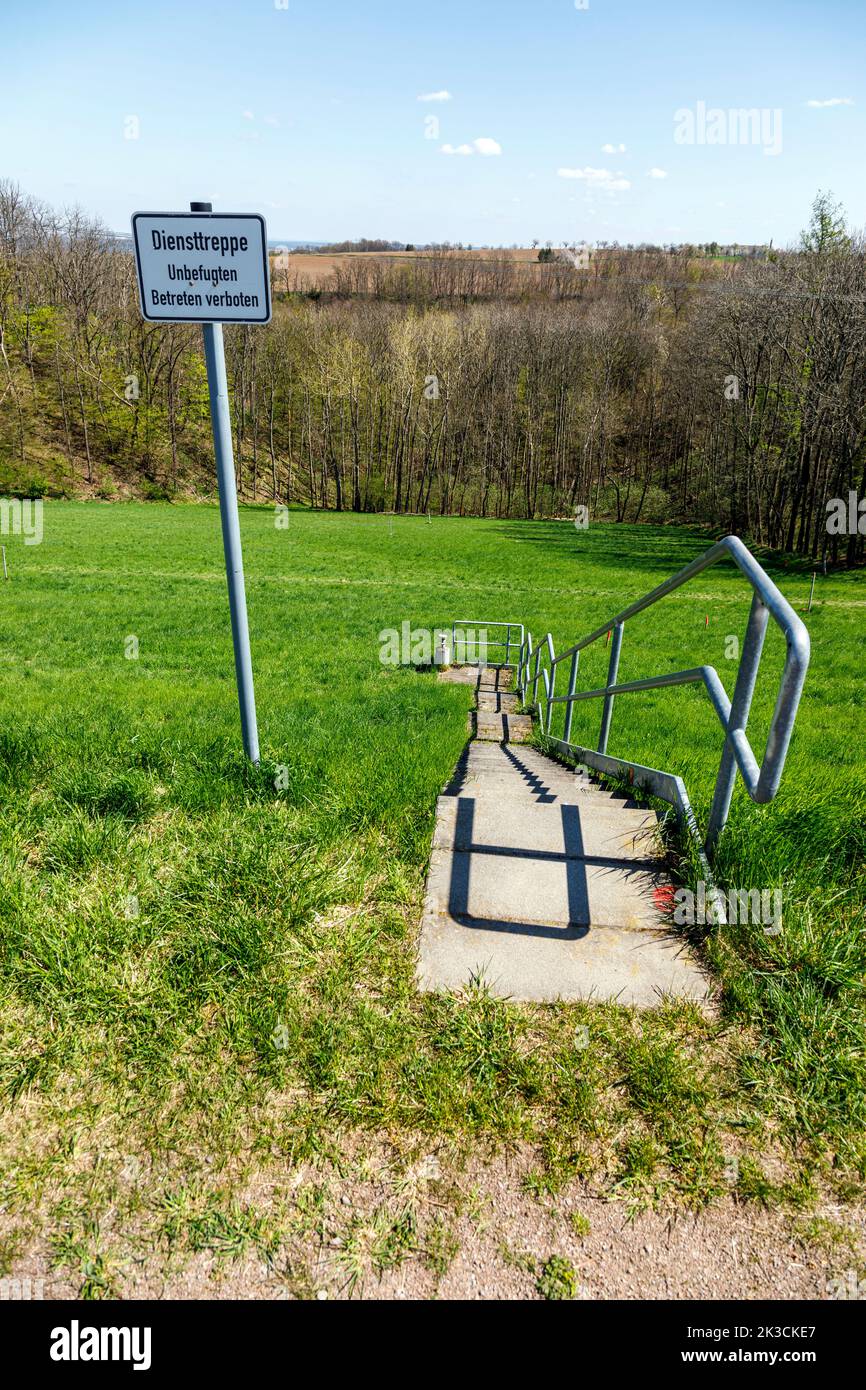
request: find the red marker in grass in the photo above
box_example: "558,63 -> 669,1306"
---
654,884 -> 676,913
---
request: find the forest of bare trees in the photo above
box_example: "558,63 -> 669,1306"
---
1,181 -> 864,564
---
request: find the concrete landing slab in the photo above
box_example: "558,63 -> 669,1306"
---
438,665 -> 515,691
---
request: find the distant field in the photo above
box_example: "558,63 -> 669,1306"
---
271,245 -> 552,289
266,244 -> 739,296
0,505 -> 863,1295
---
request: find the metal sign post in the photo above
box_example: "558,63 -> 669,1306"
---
200,305 -> 260,765
131,202 -> 272,764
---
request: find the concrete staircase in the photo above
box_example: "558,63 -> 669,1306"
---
473,667 -> 533,743
419,665 -> 711,1007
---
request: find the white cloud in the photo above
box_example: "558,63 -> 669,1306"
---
602,142 -> 626,153
647,167 -> 668,178
441,137 -> 502,156
418,90 -> 452,102
806,97 -> 853,107
242,110 -> 254,121
263,115 -> 280,127
557,166 -> 630,191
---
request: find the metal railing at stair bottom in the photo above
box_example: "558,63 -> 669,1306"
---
454,535 -> 811,861
450,620 -> 525,668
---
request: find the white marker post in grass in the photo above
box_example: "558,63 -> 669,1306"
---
131,203 -> 272,763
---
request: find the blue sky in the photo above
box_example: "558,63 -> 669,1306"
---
2,0 -> 863,246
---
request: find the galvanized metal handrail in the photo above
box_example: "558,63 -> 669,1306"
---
516,534 -> 810,856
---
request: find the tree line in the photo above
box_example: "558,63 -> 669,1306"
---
1,182 -> 863,564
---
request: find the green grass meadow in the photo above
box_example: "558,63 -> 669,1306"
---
0,502 -> 863,1292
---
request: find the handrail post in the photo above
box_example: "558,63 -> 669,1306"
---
546,658 -> 556,734
563,649 -> 579,744
598,622 -> 624,755
705,592 -> 769,855
532,645 -> 541,707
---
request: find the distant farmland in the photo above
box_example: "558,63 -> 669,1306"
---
270,245 -> 578,294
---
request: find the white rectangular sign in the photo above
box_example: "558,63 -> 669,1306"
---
131,211 -> 271,323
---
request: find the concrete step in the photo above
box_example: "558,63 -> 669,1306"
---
445,775 -> 631,806
463,770 -> 632,798
474,712 -> 533,743
451,749 -> 615,777
424,842 -> 667,931
463,745 -> 609,774
451,664 -> 514,686
433,796 -> 664,863
443,776 -> 633,809
463,750 -> 636,799
463,742 -> 578,765
482,745 -> 616,780
476,692 -> 520,714
475,665 -> 515,685
448,751 -> 635,805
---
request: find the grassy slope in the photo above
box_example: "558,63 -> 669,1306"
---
0,503 -> 863,1291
